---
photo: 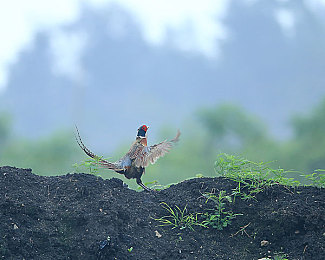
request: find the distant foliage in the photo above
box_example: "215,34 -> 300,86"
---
1,130 -> 83,175
198,104 -> 267,149
287,98 -> 325,172
0,111 -> 11,153
1,97 -> 325,184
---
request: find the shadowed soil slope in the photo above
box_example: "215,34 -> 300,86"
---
0,166 -> 324,260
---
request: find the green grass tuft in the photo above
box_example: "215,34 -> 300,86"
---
153,202 -> 207,231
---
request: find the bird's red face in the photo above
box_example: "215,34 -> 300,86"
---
137,125 -> 149,138
141,125 -> 148,132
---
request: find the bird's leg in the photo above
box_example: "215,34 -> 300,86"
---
136,177 -> 154,192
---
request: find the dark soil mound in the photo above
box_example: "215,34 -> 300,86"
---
0,166 -> 324,260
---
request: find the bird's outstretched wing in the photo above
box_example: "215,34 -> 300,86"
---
132,130 -> 181,167
75,126 -> 123,171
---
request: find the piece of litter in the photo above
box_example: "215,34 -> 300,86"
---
99,240 -> 108,250
99,235 -> 111,250
260,240 -> 269,247
155,230 -> 162,238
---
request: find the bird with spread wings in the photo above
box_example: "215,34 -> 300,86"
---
75,125 -> 180,191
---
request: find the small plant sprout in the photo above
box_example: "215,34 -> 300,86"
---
127,247 -> 133,252
153,202 -> 207,231
73,156 -> 111,175
303,170 -> 325,188
202,190 -> 242,230
273,252 -> 289,260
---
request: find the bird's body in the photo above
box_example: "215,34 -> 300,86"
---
75,125 -> 180,191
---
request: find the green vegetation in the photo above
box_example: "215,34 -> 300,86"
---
273,252 -> 289,260
153,202 -> 207,231
304,170 -> 325,188
73,156 -> 113,176
1,129 -> 81,175
215,153 -> 300,200
216,153 -> 324,191
153,190 -> 241,232
146,97 -> 325,186
202,191 -> 241,230
155,153 -> 324,234
0,111 -> 11,152
73,158 -> 100,175
1,96 -> 325,186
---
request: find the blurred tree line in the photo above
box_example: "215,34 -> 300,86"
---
145,97 -> 325,185
1,97 -> 325,186
0,115 -> 82,175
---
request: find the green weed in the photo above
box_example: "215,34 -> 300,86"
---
202,190 -> 242,230
303,170 -> 325,188
153,202 -> 207,231
73,156 -> 110,175
215,153 -> 324,194
273,252 -> 289,260
215,153 -> 302,199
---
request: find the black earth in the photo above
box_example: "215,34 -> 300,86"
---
0,166 -> 324,260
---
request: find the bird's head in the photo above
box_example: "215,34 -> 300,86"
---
137,125 -> 149,138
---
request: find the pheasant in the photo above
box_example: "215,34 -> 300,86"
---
75,125 -> 180,191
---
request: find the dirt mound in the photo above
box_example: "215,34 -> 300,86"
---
0,166 -> 324,260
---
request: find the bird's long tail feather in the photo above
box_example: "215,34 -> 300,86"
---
75,126 -> 122,170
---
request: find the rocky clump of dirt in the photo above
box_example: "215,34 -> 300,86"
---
0,166 -> 324,259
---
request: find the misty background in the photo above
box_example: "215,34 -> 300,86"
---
0,0 -> 325,188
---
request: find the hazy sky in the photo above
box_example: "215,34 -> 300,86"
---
0,0 -> 324,91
